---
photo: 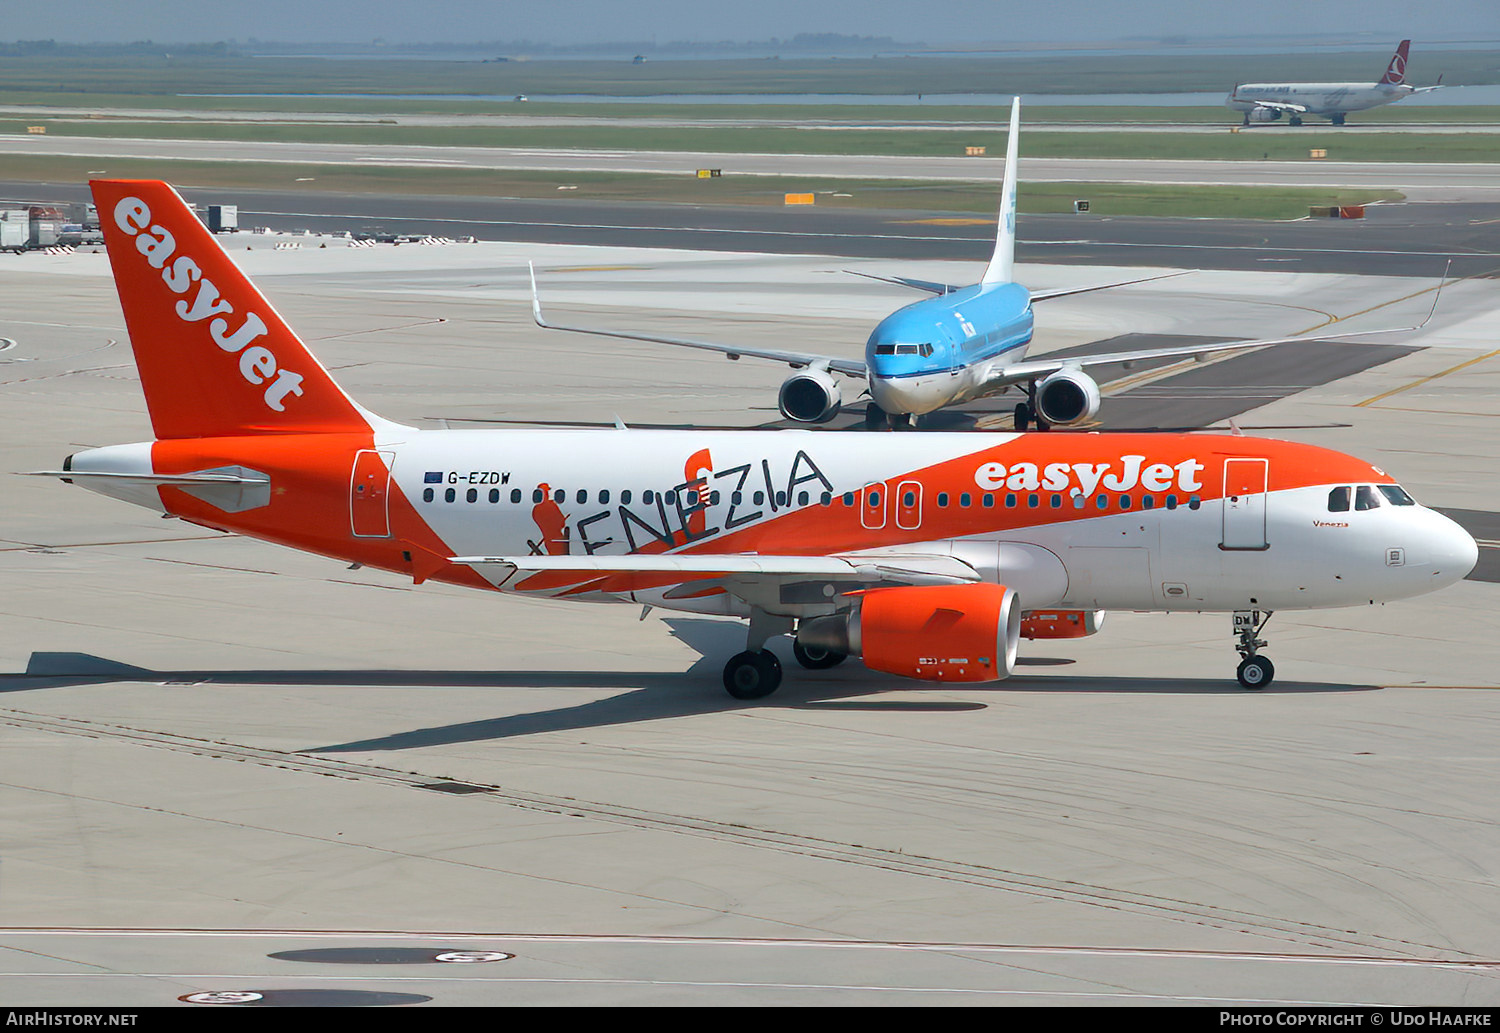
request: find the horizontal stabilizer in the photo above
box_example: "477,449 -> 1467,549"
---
26,469 -> 269,486
1030,270 -> 1189,303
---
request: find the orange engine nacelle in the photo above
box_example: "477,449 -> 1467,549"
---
1020,609 -> 1106,640
799,583 -> 1021,683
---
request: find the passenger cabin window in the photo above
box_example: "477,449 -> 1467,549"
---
1379,484 -> 1415,506
1355,485 -> 1382,511
1328,486 -> 1350,512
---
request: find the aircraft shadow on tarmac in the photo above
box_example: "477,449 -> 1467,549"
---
8,629 -> 1379,752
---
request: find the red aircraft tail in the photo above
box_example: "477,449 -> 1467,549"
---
1379,40 -> 1411,85
91,179 -> 371,440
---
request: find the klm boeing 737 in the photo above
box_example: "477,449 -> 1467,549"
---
532,99 -> 1433,431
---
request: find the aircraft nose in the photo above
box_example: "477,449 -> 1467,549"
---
1429,510 -> 1479,586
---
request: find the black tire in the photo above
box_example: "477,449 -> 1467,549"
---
888,412 -> 916,431
1014,403 -> 1030,432
792,639 -> 847,670
864,402 -> 885,428
1236,655 -> 1275,690
723,649 -> 783,699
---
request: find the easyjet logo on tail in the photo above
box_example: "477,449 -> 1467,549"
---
113,197 -> 304,412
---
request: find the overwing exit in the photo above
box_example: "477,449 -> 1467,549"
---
530,98 -> 1436,431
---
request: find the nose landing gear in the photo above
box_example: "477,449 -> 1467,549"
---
1233,610 -> 1275,689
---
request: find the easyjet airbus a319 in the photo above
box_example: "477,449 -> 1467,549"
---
37,180 -> 1478,698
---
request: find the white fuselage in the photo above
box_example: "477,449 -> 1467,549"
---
1228,82 -> 1412,116
70,427 -> 1475,624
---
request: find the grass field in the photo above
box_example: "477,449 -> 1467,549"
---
6,115 -> 1498,163
0,153 -> 1401,220
0,48 -> 1489,98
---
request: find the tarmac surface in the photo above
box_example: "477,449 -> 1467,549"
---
1,238 -> 1498,1006
4,179 -> 1500,278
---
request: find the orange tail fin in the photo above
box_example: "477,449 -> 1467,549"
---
92,179 -> 372,440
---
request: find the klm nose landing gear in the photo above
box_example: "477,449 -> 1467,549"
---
1233,610 -> 1275,689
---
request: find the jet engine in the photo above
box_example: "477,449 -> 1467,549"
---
1021,609 -> 1105,640
1034,368 -> 1102,426
1247,107 -> 1282,123
796,583 -> 1021,683
778,367 -> 842,423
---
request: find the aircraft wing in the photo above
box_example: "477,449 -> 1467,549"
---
847,269 -> 1187,300
1242,99 -> 1310,114
983,293 -> 1442,389
529,263 -> 867,377
452,551 -> 981,595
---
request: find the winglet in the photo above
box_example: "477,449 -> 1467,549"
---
528,260 -> 547,327
1419,261 -> 1450,328
981,97 -> 1021,288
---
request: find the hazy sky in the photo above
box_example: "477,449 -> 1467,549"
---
5,0 -> 1498,45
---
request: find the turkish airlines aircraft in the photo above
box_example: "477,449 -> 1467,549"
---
39,180 -> 1477,700
1228,40 -> 1443,126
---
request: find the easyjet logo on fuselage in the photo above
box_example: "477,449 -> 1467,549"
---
974,455 -> 1205,495
113,197 -> 304,412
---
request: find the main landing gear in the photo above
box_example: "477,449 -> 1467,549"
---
1233,610 -> 1275,689
722,611 -> 848,699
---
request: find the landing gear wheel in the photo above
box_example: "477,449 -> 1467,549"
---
1014,402 -> 1031,431
888,412 -> 916,431
1331,114 -> 1346,126
792,639 -> 847,670
723,649 -> 783,699
1237,655 -> 1275,690
864,402 -> 885,428
1289,115 -> 1303,127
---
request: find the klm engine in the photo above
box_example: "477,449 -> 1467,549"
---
778,367 -> 842,424
1034,368 -> 1102,427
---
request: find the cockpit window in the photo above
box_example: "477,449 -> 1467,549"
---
1327,486 -> 1350,512
1355,485 -> 1382,511
874,344 -> 896,355
895,344 -> 921,355
1378,484 -> 1416,506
